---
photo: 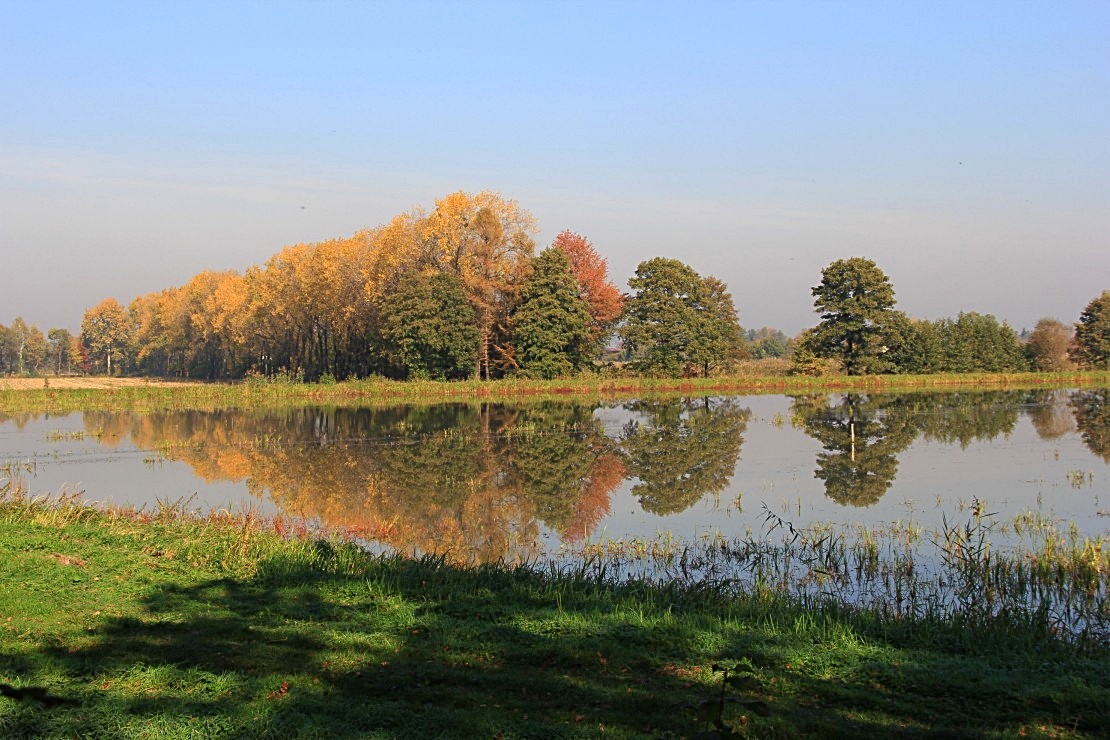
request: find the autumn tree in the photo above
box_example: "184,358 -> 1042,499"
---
5,319 -> 34,377
809,257 -> 897,375
1025,318 -> 1075,371
47,328 -> 76,375
23,323 -> 47,375
512,247 -> 594,378
419,191 -> 537,379
1071,291 -> 1110,370
620,258 -> 745,377
380,272 -> 480,380
81,298 -> 134,375
550,230 -> 624,351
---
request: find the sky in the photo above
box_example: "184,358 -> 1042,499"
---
2,0 -> 1108,336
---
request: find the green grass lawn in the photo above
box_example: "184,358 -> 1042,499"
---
0,501 -> 1106,738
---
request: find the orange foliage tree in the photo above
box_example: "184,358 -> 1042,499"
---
551,230 -> 624,351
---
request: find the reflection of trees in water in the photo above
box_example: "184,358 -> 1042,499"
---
906,391 -> 1022,448
82,403 -> 623,563
619,397 -> 750,515
791,391 -> 1031,507
791,394 -> 917,507
1025,390 -> 1077,440
1070,390 -> 1110,462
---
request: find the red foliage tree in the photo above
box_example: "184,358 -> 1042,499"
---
551,230 -> 624,348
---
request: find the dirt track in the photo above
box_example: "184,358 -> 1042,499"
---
0,377 -> 201,390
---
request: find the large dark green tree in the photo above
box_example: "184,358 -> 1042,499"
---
512,247 -> 594,378
1071,291 -> 1110,370
620,258 -> 745,377
380,272 -> 480,380
809,257 -> 897,375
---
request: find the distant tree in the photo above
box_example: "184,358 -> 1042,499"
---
23,324 -> 47,375
550,230 -> 624,352
1025,318 -> 1075,371
809,257 -> 897,375
1071,291 -> 1110,370
512,247 -> 595,379
934,312 -> 1027,373
0,323 -> 13,375
380,272 -> 480,380
80,298 -> 136,376
6,318 -> 32,375
620,258 -> 744,377
47,329 -> 75,375
747,327 -> 790,359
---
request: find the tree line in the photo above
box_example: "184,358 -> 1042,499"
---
792,257 -> 1109,376
3,192 -> 1108,380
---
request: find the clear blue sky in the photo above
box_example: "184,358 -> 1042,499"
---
2,0 -> 1107,335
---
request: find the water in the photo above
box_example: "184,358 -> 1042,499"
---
1,389 -> 1107,565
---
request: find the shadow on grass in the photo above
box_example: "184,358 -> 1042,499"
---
5,549 -> 1108,738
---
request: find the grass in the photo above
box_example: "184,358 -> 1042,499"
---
1,488 -> 1106,738
2,369 -> 1109,414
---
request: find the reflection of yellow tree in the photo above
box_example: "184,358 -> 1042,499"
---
88,402 -> 624,564
1070,390 -> 1110,463
619,397 -> 749,515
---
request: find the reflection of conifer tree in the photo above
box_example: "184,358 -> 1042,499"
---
619,397 -> 749,515
1070,389 -> 1110,462
1026,390 -> 1077,440
792,394 -> 917,507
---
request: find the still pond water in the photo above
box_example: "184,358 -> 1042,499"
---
1,389 -> 1107,564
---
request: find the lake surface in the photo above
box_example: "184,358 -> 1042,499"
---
1,389 -> 1107,565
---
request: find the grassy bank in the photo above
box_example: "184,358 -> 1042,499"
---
1,496 -> 1106,738
2,370 -> 1108,414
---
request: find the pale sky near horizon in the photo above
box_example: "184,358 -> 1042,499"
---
2,0 -> 1108,337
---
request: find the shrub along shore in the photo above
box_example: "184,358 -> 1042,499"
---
2,369 -> 1108,414
0,493 -> 1106,738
